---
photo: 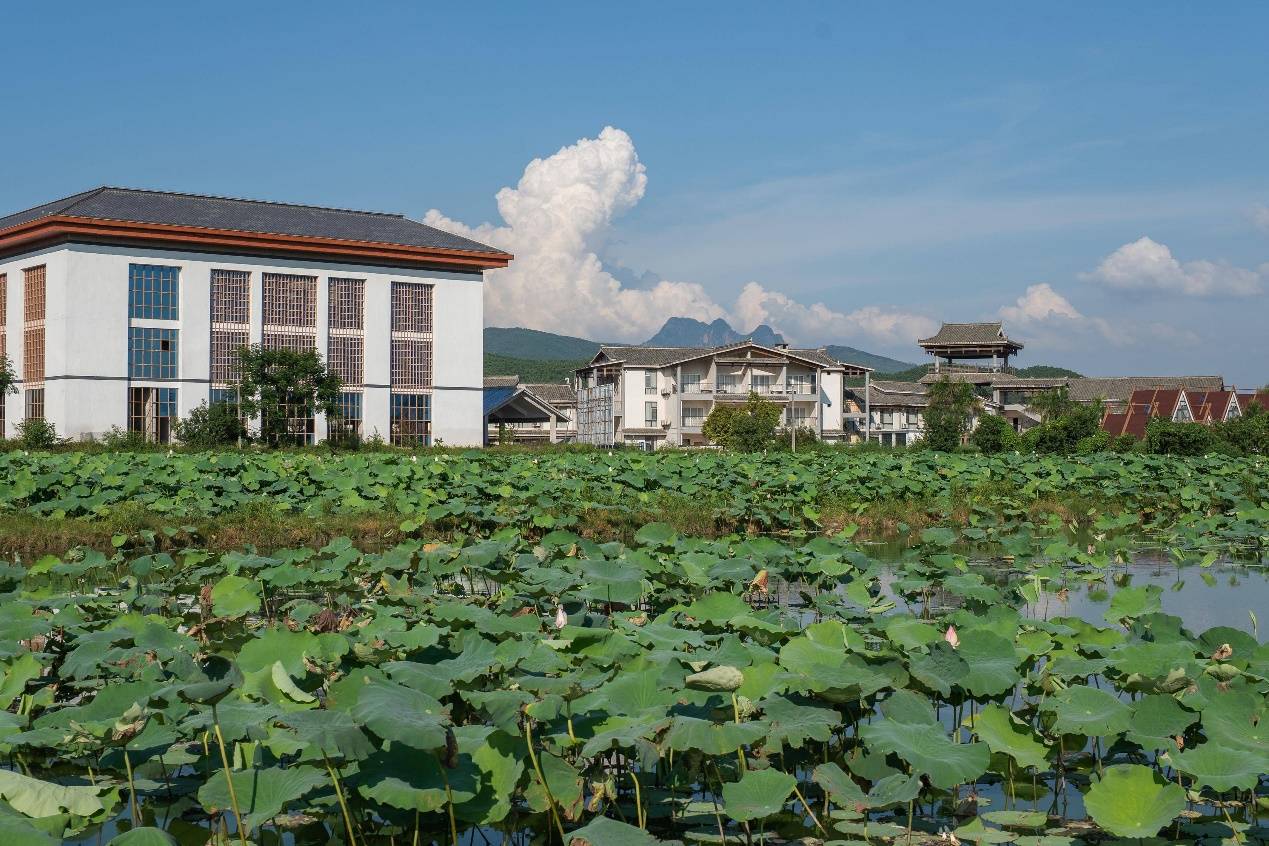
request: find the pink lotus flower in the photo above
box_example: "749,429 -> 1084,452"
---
554,605 -> 568,629
944,625 -> 960,649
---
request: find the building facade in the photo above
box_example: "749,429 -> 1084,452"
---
574,341 -> 870,448
0,188 -> 509,445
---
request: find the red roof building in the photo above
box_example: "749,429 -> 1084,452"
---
1103,388 -> 1246,438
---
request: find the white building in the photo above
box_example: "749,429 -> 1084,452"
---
0,187 -> 509,445
574,341 -> 871,448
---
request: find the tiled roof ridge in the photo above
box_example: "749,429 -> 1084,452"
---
58,185 -> 409,221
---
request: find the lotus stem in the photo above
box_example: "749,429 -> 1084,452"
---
731,693 -> 746,772
627,769 -> 645,828
324,754 -> 359,846
212,717 -> 249,846
791,782 -> 827,835
441,765 -> 460,846
524,716 -> 567,843
123,748 -> 140,826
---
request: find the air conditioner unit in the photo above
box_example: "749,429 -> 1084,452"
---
660,419 -> 672,428
661,387 -> 672,396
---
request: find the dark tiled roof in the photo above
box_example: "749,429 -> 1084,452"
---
524,383 -> 577,405
590,341 -> 853,370
0,186 -> 502,254
918,322 -> 1022,348
988,376 -> 1071,389
918,370 -> 1000,385
1067,376 -> 1224,404
483,375 -> 520,389
864,380 -> 930,408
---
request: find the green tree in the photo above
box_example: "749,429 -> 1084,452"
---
0,354 -> 16,439
1029,386 -> 1075,422
969,413 -> 1016,454
234,346 -> 341,447
1020,401 -> 1103,454
924,378 -> 976,452
702,392 -> 782,451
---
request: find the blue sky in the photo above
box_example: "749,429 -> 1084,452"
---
3,3 -> 1266,384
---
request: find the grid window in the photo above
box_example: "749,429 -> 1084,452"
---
644,400 -> 658,427
328,335 -> 364,387
390,393 -> 430,447
129,264 -> 180,320
210,269 -> 250,325
263,332 -> 316,355
128,387 -> 178,443
328,278 -> 365,330
329,391 -> 363,441
390,339 -> 432,390
391,282 -> 432,333
129,327 -> 179,379
25,388 -> 44,422
211,329 -> 249,385
210,388 -> 237,406
23,266 -> 45,386
262,273 -> 317,328
278,403 -> 315,447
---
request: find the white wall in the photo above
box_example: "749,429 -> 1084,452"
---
0,243 -> 484,444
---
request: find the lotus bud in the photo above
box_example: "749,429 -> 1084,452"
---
944,625 -> 960,649
554,605 -> 568,629
750,569 -> 769,594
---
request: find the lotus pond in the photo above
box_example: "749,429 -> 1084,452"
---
0,450 -> 1266,844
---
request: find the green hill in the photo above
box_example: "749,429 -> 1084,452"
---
485,353 -> 587,384
824,345 -> 918,373
484,327 -> 603,361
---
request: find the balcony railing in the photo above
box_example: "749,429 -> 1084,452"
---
681,382 -> 817,396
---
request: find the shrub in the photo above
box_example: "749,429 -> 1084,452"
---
175,401 -> 247,449
16,418 -> 60,449
1215,404 -> 1268,455
1144,417 -> 1219,456
1020,402 -> 1103,454
969,414 -> 1016,454
99,426 -> 150,450
702,392 -> 781,451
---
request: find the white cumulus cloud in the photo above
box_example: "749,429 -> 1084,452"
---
999,283 -> 1083,324
424,127 -> 932,347
1082,236 -> 1263,297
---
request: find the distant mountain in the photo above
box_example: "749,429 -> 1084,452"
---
644,317 -> 784,347
824,345 -> 919,373
485,327 -> 603,361
484,320 -> 922,378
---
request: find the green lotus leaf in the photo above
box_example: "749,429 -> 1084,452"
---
685,665 -> 744,692
1200,689 -> 1268,758
107,828 -> 179,845
1105,585 -> 1162,624
453,726 -> 524,825
1169,743 -> 1265,792
884,616 -> 942,651
908,642 -> 969,697
722,768 -> 797,821
197,765 -> 327,833
1044,685 -> 1131,737
862,718 -> 989,788
665,716 -> 767,756
812,761 -> 866,806
565,815 -> 662,845
956,629 -> 1021,698
1126,694 -> 1197,751
761,695 -> 841,748
0,768 -> 116,819
276,709 -> 374,761
633,522 -> 678,548
524,749 -> 584,820
952,815 -> 1017,844
1083,764 -> 1185,838
971,703 -> 1050,771
0,654 -> 44,710
351,680 -> 448,750
981,810 -> 1046,829
209,574 -> 261,618
353,743 -> 476,813
0,810 -> 60,846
